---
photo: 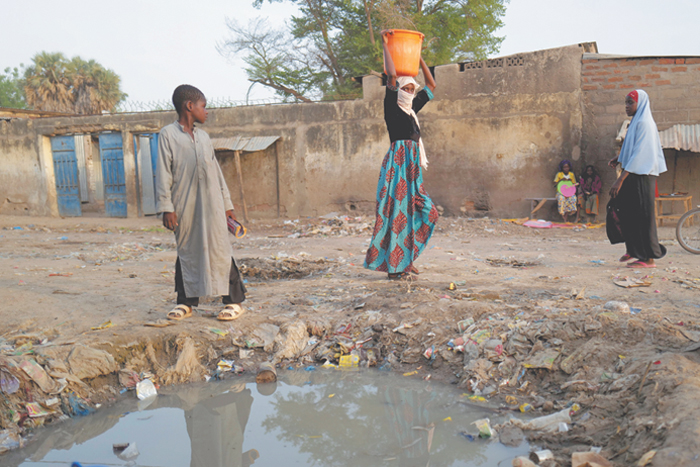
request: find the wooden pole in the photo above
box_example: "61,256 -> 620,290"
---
672,150 -> 679,193
233,150 -> 249,223
274,140 -> 280,218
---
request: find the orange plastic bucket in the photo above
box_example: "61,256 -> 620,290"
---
384,29 -> 425,77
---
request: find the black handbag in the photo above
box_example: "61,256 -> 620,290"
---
606,197 -> 624,244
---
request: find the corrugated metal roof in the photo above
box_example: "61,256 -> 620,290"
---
616,122 -> 700,153
211,136 -> 280,152
659,124 -> 700,153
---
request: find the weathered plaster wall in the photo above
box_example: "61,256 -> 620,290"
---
1,43 -> 591,218
417,44 -> 586,216
0,119 -> 49,215
581,56 -> 700,211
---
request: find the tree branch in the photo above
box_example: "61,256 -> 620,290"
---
250,79 -> 313,103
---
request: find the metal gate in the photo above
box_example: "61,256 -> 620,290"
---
135,133 -> 159,215
50,135 -> 82,217
99,132 -> 127,217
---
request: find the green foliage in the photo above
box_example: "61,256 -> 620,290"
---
230,0 -> 507,100
0,66 -> 27,109
22,52 -> 127,114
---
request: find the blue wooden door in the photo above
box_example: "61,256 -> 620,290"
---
149,133 -> 159,191
99,132 -> 127,217
51,135 -> 82,217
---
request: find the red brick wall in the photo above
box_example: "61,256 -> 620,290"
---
581,57 -> 700,212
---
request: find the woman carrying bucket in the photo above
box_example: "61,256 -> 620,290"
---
364,29 -> 438,280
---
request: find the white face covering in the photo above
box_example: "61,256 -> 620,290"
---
396,76 -> 428,170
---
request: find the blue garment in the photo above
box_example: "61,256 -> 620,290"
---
364,140 -> 438,274
618,90 -> 667,176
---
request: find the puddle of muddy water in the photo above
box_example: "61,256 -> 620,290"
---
7,370 -> 529,467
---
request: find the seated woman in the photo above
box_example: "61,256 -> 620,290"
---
553,160 -> 578,223
576,165 -> 602,223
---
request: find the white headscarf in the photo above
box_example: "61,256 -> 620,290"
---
396,76 -> 428,170
618,89 -> 667,176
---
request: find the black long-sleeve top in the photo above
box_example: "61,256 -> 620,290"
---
383,84 -> 434,143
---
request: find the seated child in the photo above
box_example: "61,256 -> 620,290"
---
554,159 -> 578,223
577,165 -> 602,223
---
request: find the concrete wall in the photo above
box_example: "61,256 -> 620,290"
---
581,56 -> 700,211
362,44 -> 589,216
0,118 -> 52,215
0,43 -> 617,219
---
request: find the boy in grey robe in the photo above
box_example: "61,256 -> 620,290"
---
156,84 -> 246,321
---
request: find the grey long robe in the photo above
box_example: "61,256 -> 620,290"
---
156,121 -> 234,298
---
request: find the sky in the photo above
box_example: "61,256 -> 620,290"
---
1,0 -> 699,106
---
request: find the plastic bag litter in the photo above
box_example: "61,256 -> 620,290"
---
118,369 -> 140,389
247,324 -> 280,352
0,429 -> 21,454
136,380 -> 157,400
273,321 -> 309,362
603,301 -> 630,313
338,354 -> 359,370
0,369 -> 20,394
68,393 -> 94,416
19,359 -> 62,394
67,345 -> 118,380
522,348 -> 560,370
472,418 -> 493,438
513,408 -> 571,432
113,442 -> 140,461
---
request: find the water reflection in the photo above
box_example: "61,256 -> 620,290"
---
260,372 -> 510,467
177,382 -> 259,467
7,371 -> 526,467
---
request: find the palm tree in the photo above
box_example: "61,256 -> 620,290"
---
23,52 -> 73,112
67,57 -> 127,114
23,52 -> 127,114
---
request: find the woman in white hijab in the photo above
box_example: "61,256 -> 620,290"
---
608,89 -> 667,268
364,30 -> 438,279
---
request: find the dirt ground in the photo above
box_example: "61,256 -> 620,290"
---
1,213 -> 699,466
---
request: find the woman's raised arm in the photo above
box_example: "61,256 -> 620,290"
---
381,30 -> 397,87
420,57 -> 436,92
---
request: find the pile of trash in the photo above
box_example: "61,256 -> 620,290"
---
240,255 -> 337,281
0,343 -> 121,453
90,242 -> 173,264
283,214 -> 372,238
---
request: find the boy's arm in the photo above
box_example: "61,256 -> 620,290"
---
155,131 -> 177,229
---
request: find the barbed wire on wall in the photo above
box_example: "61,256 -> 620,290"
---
112,93 -> 359,114
113,96 -> 292,114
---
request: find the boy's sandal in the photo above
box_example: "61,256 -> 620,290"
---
167,305 -> 192,321
627,261 -> 656,269
218,304 -> 245,321
619,254 -> 634,262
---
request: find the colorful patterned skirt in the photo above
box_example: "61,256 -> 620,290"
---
556,192 -> 577,215
364,140 -> 439,274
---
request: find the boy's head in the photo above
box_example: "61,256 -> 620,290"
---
172,84 -> 207,123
